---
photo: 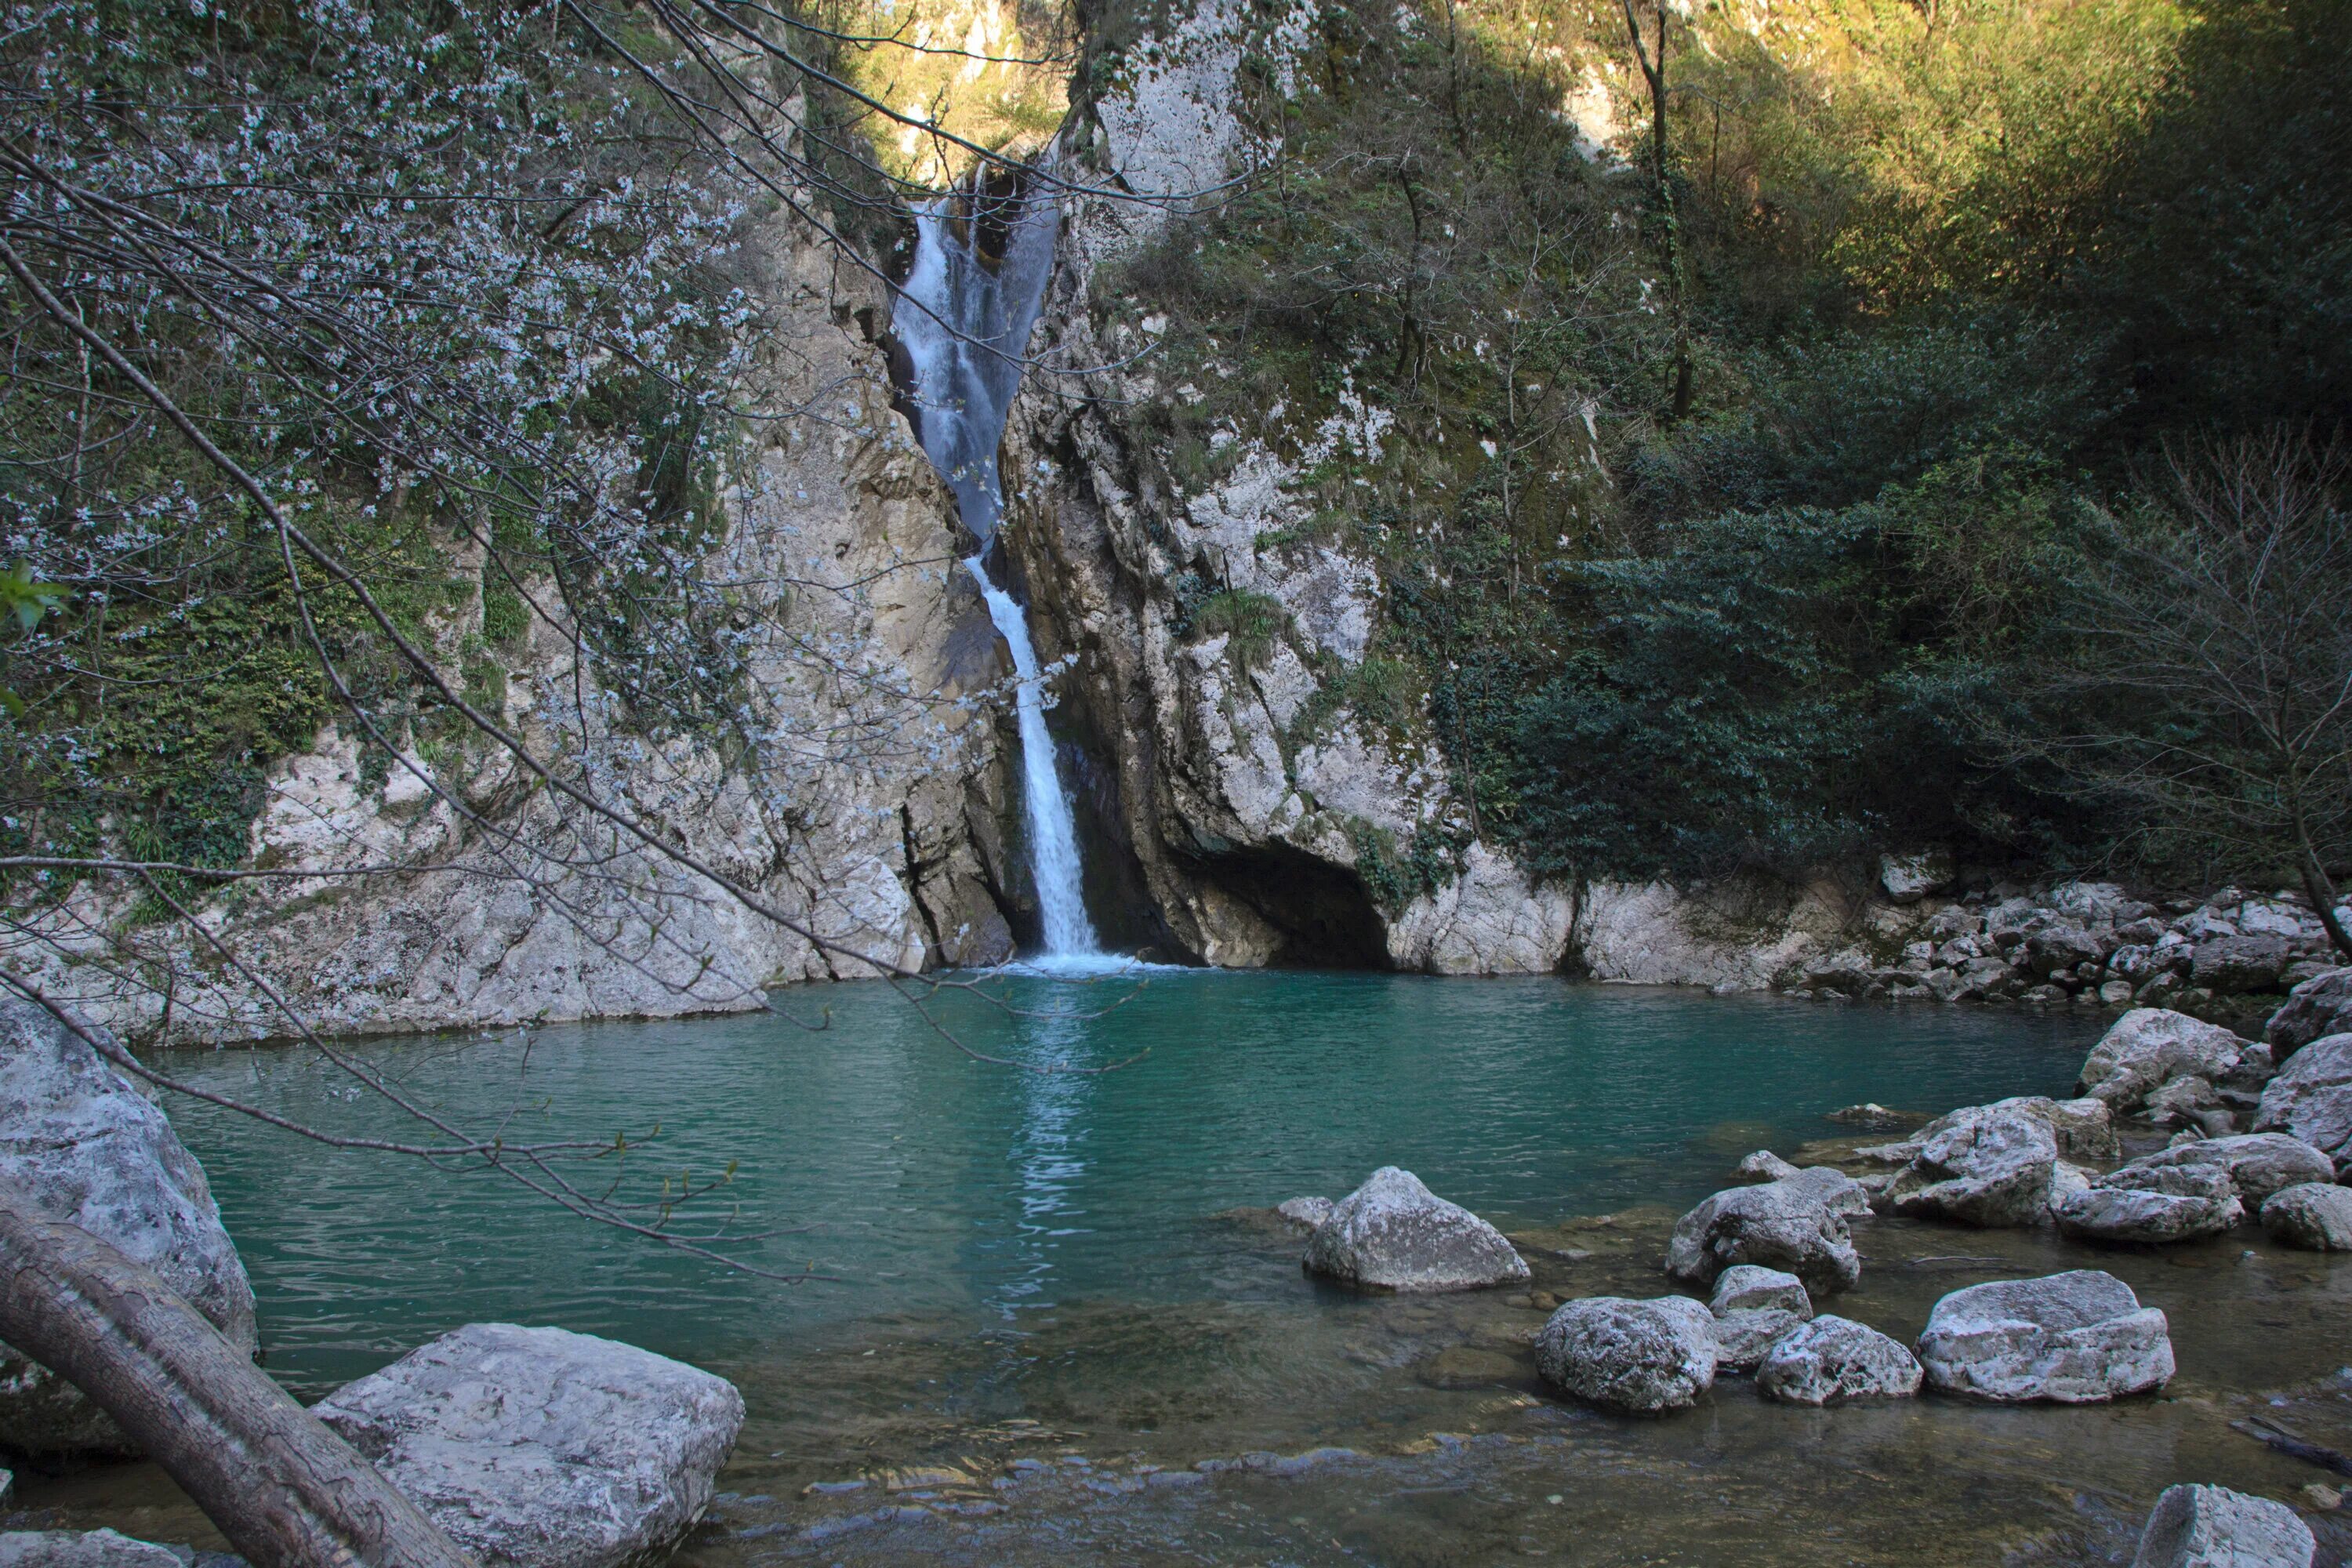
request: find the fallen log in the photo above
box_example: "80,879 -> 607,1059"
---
0,1176 -> 474,1568
2230,1415 -> 2352,1477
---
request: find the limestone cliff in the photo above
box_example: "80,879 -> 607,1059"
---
9,220 -> 1023,1044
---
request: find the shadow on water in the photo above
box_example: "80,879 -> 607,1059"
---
17,976 -> 2348,1563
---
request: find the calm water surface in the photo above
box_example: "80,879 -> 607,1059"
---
29,975 -> 2352,1565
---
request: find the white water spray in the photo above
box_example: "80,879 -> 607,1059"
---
894,180 -> 1104,962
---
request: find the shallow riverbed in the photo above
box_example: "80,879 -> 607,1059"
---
16,975 -> 2350,1563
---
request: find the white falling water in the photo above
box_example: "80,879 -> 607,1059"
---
966,559 -> 1102,960
893,178 -> 1105,964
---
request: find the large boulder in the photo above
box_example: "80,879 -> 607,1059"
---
1882,1103 -> 2059,1227
2111,1134 -> 2334,1208
2130,1483 -> 2315,1568
2261,1182 -> 2352,1250
2078,1010 -> 2254,1117
1916,1271 -> 2174,1403
2052,1165 -> 2243,1243
2268,968 -> 2352,1059
2253,1033 -> 2352,1173
2192,935 -> 2292,996
0,1533 -> 186,1568
1756,1316 -> 1922,1406
312,1323 -> 745,1568
1664,1167 -> 1867,1296
1301,1167 -> 1527,1291
1534,1297 -> 1718,1415
0,1001 -> 256,1454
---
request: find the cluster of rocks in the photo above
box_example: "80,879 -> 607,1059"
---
1791,877 -> 2350,1018
1530,1263 -> 2170,1414
0,1002 -> 742,1568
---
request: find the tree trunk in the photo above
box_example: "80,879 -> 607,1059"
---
2299,849 -> 2352,962
0,1180 -> 475,1568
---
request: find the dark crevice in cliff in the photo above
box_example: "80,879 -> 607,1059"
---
1183,844 -> 1393,969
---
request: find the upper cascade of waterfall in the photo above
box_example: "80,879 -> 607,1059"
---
891,173 -> 1060,545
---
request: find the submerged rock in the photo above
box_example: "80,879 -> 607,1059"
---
2130,1483 -> 2315,1568
2262,1183 -> 2352,1250
1665,1167 -> 1867,1296
1276,1196 -> 1334,1232
2052,1165 -> 2243,1243
1301,1167 -> 1528,1292
2078,1010 -> 2253,1118
1534,1297 -> 1718,1414
2268,968 -> 2352,1059
1755,1316 -> 1922,1406
1915,1270 -> 2173,1403
2109,1133 -> 2333,1208
313,1323 -> 745,1568
0,1000 -> 256,1454
1882,1103 -> 2058,1227
2253,1033 -> 2352,1174
0,1533 -> 187,1568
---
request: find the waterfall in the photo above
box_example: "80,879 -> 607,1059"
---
893,176 -> 1103,963
967,558 -> 1101,958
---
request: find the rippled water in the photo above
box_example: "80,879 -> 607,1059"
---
24,975 -> 2351,1565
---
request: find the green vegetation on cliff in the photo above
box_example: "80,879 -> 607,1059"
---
1113,0 -> 2352,895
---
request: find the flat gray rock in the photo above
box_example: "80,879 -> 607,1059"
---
1665,1167 -> 1867,1296
1883,1103 -> 2058,1227
0,1001 -> 256,1454
2192,935 -> 2292,995
2111,1134 -> 2333,1208
0,1533 -> 185,1568
312,1323 -> 745,1568
2268,968 -> 2352,1058
1756,1316 -> 1922,1406
2254,1033 -> 2352,1174
1710,1307 -> 1808,1373
2078,1010 -> 2252,1118
1916,1270 -> 2174,1403
1534,1297 -> 1718,1414
2053,1165 -> 2244,1243
1301,1167 -> 1527,1292
1708,1265 -> 1812,1318
2130,1483 -> 2314,1568
2262,1182 -> 2352,1250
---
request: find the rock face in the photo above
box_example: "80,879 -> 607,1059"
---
2268,967 -> 2352,1058
1665,1167 -> 1867,1295
312,1323 -> 744,1568
2262,1182 -> 2352,1250
0,1001 -> 257,1454
2130,1483 -> 2316,1568
0,1532 -> 187,1568
2113,1134 -> 2334,1208
1301,1167 -> 1528,1292
2253,1033 -> 2352,1173
1915,1271 -> 2174,1403
1755,1316 -> 1922,1406
1882,1103 -> 2058,1226
2078,1011 -> 2254,1118
1534,1297 -> 1719,1414
2052,1165 -> 2244,1243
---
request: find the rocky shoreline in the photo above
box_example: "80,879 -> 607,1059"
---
1783,874 -> 2350,1023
